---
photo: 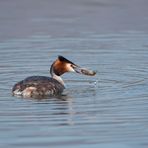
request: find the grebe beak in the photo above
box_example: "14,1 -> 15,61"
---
72,65 -> 96,76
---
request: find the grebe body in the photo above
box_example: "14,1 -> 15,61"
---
12,76 -> 65,97
12,56 -> 96,98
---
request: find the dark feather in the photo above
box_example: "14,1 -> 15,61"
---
12,76 -> 65,97
58,55 -> 75,65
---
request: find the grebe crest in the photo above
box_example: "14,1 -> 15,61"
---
12,55 -> 96,98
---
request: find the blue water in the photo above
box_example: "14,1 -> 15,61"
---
0,33 -> 148,148
0,0 -> 148,148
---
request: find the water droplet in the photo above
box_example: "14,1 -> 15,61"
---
94,79 -> 99,88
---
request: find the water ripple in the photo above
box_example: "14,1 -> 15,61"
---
0,32 -> 148,148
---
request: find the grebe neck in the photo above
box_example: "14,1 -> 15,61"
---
52,74 -> 65,86
50,66 -> 65,87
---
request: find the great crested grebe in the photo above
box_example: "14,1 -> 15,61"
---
12,56 -> 96,98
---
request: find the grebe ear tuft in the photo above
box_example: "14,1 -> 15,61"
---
58,55 -> 75,65
58,55 -> 66,61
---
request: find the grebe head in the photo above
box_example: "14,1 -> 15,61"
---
50,56 -> 96,85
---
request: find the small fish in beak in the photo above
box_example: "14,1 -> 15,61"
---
72,65 -> 96,76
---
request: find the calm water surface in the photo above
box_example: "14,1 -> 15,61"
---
0,32 -> 148,148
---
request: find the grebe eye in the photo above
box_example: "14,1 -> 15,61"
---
71,64 -> 75,68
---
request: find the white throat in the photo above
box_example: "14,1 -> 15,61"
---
50,67 -> 65,87
52,74 -> 65,86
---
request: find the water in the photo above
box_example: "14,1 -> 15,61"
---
0,0 -> 148,148
1,32 -> 148,148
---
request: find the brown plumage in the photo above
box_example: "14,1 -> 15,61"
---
12,76 -> 65,98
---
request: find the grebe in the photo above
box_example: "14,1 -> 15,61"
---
12,56 -> 96,98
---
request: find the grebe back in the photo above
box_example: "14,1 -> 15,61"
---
12,56 -> 96,98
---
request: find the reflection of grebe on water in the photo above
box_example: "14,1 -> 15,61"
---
12,56 -> 96,98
